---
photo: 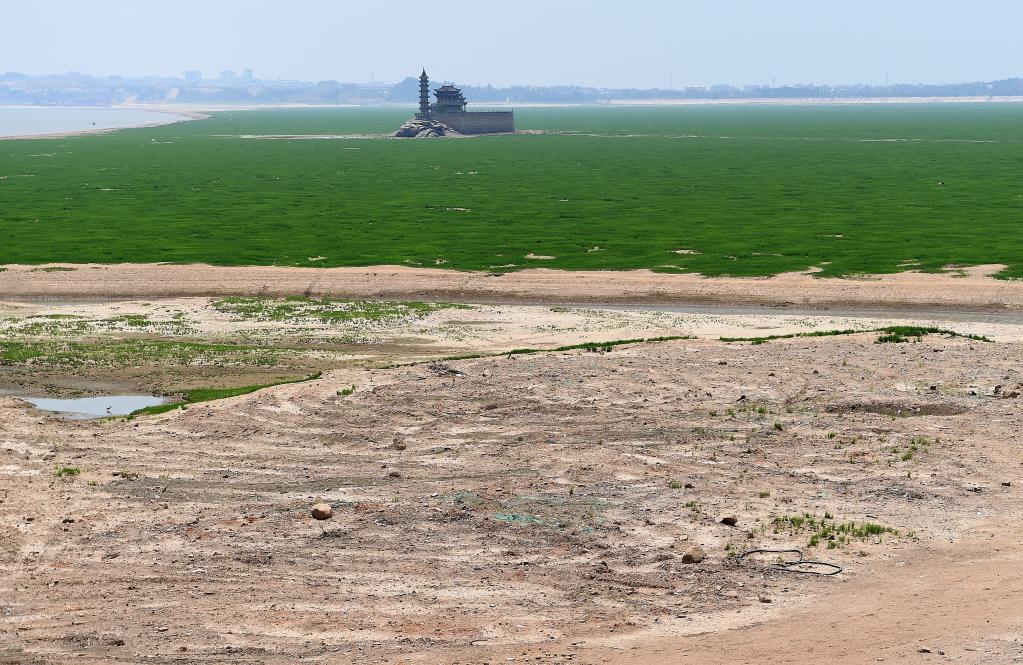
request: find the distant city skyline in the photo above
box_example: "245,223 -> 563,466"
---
2,1 -> 1023,89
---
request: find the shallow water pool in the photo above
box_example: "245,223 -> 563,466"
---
20,395 -> 168,419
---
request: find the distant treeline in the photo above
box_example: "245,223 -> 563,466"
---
4,71 -> 1023,106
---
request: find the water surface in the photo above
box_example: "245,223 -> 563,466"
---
0,107 -> 188,138
21,395 -> 168,419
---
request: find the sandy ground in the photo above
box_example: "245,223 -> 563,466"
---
2,316 -> 1023,663
3,264 -> 1023,312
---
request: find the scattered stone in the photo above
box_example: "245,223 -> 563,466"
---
387,470 -> 402,478
1002,481 -> 1012,487
917,647 -> 932,653
720,515 -> 739,527
311,503 -> 333,520
758,595 -> 772,603
681,546 -> 706,564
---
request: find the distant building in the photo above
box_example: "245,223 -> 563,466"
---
184,70 -> 202,83
219,70 -> 236,82
242,68 -> 254,81
413,70 -> 514,135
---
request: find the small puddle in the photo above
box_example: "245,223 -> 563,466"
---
19,395 -> 168,419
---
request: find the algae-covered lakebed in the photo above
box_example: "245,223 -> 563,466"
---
2,104 -> 1023,277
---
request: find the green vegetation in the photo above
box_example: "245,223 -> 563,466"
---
772,512 -> 899,549
428,334 -> 696,365
4,105 -> 1023,276
54,466 -> 81,478
212,296 -> 467,323
132,372 -> 322,416
337,384 -> 356,397
0,338 -> 284,367
721,325 -> 991,345
509,335 -> 695,356
873,326 -> 989,343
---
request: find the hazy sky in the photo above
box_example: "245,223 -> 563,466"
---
3,0 -> 1021,88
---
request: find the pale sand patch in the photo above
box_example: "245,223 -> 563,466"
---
1,263 -> 1021,312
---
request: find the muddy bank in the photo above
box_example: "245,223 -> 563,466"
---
2,295 -> 1019,400
2,263 -> 1023,311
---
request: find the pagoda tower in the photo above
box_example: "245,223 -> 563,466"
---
418,69 -> 431,117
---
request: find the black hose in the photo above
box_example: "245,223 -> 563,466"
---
736,547 -> 843,576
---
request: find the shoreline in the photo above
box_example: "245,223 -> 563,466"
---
1,262 -> 1021,311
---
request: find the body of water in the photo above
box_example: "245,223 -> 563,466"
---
20,395 -> 168,419
0,107 -> 189,138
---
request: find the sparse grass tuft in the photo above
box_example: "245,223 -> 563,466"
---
773,512 -> 899,548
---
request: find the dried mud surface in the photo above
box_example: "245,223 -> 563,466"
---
2,330 -> 1022,664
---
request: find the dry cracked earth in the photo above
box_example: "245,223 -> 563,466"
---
2,332 -> 1023,664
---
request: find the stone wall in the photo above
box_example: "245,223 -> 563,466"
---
431,111 -> 514,135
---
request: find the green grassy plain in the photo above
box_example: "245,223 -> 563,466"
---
2,104 -> 1022,277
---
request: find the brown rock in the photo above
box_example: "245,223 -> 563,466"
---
311,503 -> 333,520
720,515 -> 739,526
681,546 -> 706,564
